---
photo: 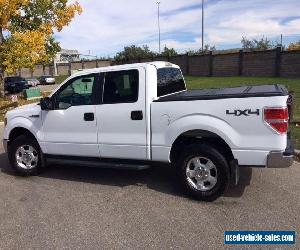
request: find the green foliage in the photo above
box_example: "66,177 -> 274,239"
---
290,124 -> 300,150
186,44 -> 216,55
114,45 -> 156,63
160,46 -> 178,57
114,44 -> 218,61
45,37 -> 61,62
9,0 -> 82,32
241,36 -> 280,51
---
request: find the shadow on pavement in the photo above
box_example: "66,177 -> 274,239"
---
0,152 -> 252,199
44,163 -> 188,198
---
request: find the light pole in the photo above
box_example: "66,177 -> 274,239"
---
157,2 -> 161,54
202,0 -> 204,52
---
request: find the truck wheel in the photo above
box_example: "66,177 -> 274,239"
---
8,135 -> 42,176
177,143 -> 230,201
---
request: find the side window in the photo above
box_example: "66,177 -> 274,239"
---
103,70 -> 139,104
56,75 -> 96,109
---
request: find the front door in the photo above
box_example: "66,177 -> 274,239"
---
96,68 -> 147,160
40,73 -> 100,157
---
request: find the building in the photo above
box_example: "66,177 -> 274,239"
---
55,49 -> 80,64
53,49 -> 81,76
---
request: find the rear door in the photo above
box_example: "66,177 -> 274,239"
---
96,68 -> 147,160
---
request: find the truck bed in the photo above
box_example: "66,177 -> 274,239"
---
156,84 -> 289,102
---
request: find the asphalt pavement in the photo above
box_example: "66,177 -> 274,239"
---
0,125 -> 299,249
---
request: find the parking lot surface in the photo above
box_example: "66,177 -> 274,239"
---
0,125 -> 299,249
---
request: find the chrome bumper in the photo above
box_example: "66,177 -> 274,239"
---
3,139 -> 8,153
267,139 -> 294,168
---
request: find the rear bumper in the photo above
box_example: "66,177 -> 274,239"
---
266,139 -> 294,168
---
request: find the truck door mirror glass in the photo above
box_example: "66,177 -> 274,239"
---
40,97 -> 54,110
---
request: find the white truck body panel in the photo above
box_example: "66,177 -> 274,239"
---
150,95 -> 288,165
40,105 -> 99,157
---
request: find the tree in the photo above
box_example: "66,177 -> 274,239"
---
160,46 -> 178,57
241,36 -> 279,51
186,44 -> 216,55
114,45 -> 156,63
0,0 -> 82,94
287,40 -> 300,51
9,0 -> 82,59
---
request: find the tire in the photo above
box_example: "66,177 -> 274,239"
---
176,143 -> 230,201
8,135 -> 43,176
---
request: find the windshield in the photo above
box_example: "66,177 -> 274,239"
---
157,67 -> 186,97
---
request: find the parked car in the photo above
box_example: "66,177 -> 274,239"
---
39,75 -> 55,85
2,62 -> 294,201
26,78 -> 40,87
4,76 -> 29,94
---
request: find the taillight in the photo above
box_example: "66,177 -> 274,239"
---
264,107 -> 289,134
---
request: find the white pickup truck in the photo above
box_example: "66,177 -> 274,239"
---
3,62 -> 294,201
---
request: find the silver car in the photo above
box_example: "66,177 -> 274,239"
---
26,78 -> 40,87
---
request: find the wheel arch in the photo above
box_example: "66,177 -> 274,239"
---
169,129 -> 235,164
8,127 -> 38,145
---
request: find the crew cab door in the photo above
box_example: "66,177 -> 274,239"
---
96,68 -> 147,160
40,73 -> 101,157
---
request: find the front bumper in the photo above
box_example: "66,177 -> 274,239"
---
267,139 -> 294,168
3,139 -> 8,153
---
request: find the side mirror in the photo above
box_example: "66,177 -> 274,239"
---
40,97 -> 54,110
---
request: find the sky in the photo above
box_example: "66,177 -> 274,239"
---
56,0 -> 300,57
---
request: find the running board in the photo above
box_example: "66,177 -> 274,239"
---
45,155 -> 151,170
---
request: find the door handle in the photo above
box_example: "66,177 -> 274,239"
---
131,110 -> 143,120
84,113 -> 94,121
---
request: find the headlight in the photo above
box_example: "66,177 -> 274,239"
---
4,117 -> 7,126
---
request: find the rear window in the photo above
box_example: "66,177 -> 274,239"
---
157,67 -> 186,97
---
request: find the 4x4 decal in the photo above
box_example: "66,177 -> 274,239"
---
226,109 -> 260,117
